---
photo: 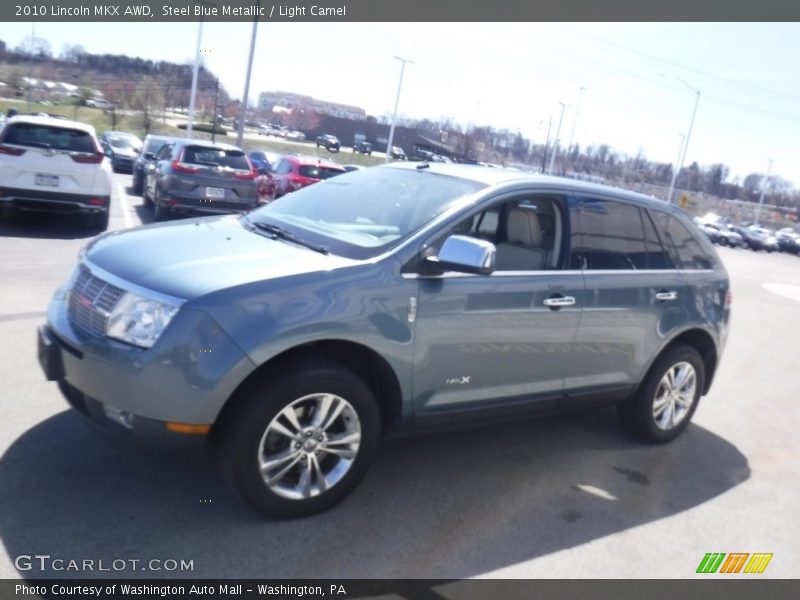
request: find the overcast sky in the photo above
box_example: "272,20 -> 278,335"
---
1,22 -> 798,185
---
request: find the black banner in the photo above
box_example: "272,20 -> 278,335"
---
2,580 -> 800,600
2,0 -> 800,22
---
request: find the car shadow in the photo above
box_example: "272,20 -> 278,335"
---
0,407 -> 749,579
132,203 -> 155,226
0,210 -> 100,240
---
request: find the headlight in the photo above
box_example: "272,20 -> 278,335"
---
106,292 -> 180,348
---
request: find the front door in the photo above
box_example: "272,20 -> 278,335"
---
411,193 -> 584,416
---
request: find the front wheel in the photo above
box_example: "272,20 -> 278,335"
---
217,363 -> 381,518
617,344 -> 705,443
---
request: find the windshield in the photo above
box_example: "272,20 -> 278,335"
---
3,123 -> 95,152
246,166 -> 485,259
182,146 -> 249,169
109,137 -> 135,149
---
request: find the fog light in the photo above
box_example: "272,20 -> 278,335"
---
102,404 -> 134,429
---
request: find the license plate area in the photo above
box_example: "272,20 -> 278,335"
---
35,173 -> 59,187
206,187 -> 225,199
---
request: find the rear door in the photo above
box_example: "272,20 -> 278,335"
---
0,121 -> 103,195
565,196 -> 685,395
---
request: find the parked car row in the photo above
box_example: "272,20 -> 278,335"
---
693,216 -> 796,255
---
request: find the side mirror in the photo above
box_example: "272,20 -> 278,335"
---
144,152 -> 156,160
426,235 -> 496,275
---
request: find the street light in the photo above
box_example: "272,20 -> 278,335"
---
236,0 -> 261,148
567,85 -> 585,155
547,101 -> 567,175
385,56 -> 414,164
186,18 -> 205,138
660,73 -> 700,204
754,159 -> 774,226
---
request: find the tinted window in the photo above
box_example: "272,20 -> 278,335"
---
108,137 -> 135,149
642,210 -> 674,269
298,165 -> 344,179
144,138 -> 169,153
573,198 -> 648,270
653,212 -> 714,270
155,143 -> 173,160
182,146 -> 249,170
3,123 -> 95,153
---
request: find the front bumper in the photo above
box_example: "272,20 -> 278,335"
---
38,287 -> 256,453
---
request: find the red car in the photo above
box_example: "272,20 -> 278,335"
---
262,155 -> 346,200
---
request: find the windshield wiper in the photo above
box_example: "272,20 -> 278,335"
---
252,221 -> 329,255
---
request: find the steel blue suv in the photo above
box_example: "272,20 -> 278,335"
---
38,163 -> 730,517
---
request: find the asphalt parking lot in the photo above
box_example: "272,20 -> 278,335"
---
0,174 -> 798,579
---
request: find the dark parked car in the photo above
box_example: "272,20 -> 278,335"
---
315,134 -> 341,152
39,164 -> 730,518
708,222 -> 744,248
730,225 -> 769,251
142,140 -> 259,221
102,135 -> 142,173
353,140 -> 372,155
263,154 -> 346,200
132,135 -> 181,195
775,228 -> 800,254
390,145 -> 407,160
246,150 -> 281,174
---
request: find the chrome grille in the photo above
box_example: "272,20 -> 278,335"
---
67,265 -> 126,338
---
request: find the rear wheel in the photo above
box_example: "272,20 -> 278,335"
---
618,344 -> 705,443
153,186 -> 167,222
216,363 -> 381,518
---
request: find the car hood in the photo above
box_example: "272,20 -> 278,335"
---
83,215 -> 358,299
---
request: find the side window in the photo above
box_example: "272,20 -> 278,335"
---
653,212 -> 714,270
641,210 -> 674,269
572,198 -> 648,270
279,161 -> 293,175
443,195 -> 567,271
156,143 -> 173,160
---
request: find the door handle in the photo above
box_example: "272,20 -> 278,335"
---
543,296 -> 576,308
655,290 -> 679,302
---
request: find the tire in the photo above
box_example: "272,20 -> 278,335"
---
90,211 -> 109,231
216,362 -> 381,518
153,186 -> 167,222
617,344 -> 705,444
142,182 -> 153,207
153,200 -> 167,222
132,173 -> 143,196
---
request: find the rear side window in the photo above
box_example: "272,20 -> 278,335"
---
145,138 -> 168,153
571,198 -> 649,270
298,165 -> 344,179
652,211 -> 714,270
3,123 -> 95,153
182,146 -> 249,170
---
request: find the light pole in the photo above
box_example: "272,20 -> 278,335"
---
236,0 -> 261,148
754,159 -> 773,226
661,74 -> 700,204
670,133 -> 685,201
547,101 -> 567,175
385,56 -> 413,164
567,85 -> 585,155
186,19 -> 204,138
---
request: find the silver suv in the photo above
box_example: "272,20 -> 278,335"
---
38,163 -> 730,517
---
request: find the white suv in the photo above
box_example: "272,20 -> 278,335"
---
0,115 -> 112,229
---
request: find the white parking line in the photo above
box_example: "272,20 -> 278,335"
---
114,180 -> 133,229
